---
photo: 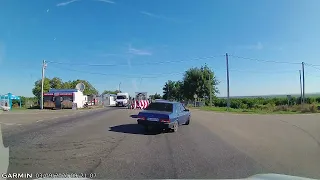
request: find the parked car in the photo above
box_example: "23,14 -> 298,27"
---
133,101 -> 191,132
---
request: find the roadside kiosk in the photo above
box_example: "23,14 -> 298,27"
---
0,93 -> 22,110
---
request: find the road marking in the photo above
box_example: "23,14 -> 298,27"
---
0,122 -> 16,126
36,120 -> 43,122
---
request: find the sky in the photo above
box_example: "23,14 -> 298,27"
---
1,0 -> 320,97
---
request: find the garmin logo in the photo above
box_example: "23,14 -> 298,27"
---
1,173 -> 32,179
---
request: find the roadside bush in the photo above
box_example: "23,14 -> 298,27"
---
309,104 -> 318,113
259,103 -> 275,111
241,98 -> 255,108
230,99 -> 243,109
300,105 -> 312,113
292,104 -> 318,113
211,96 -> 320,113
305,97 -> 317,104
274,105 -> 289,112
290,105 -> 300,112
239,103 -> 248,109
214,98 -> 227,107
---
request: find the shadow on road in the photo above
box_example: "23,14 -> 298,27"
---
109,124 -> 161,135
107,106 -> 129,109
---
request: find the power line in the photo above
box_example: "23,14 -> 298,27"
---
228,69 -> 297,74
49,63 -> 299,80
47,55 -> 225,67
305,63 -> 320,67
48,65 -> 185,79
305,63 -> 320,71
228,54 -> 301,65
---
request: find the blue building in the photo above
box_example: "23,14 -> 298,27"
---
0,93 -> 21,110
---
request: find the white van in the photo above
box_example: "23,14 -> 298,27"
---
116,93 -> 129,107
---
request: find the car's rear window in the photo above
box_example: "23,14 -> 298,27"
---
145,102 -> 173,112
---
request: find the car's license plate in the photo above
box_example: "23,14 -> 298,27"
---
147,118 -> 159,121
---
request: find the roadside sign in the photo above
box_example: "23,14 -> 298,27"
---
193,94 -> 198,99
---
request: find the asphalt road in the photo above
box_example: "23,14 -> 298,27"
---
1,108 -> 320,179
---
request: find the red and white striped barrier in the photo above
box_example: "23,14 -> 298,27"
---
130,100 -> 150,109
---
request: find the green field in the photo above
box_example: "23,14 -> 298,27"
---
218,93 -> 320,99
193,106 -> 316,114
191,94 -> 320,114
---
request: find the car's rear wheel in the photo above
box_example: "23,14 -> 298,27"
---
172,121 -> 178,132
185,116 -> 190,125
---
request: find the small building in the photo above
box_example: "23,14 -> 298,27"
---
44,89 -> 87,109
87,95 -> 99,106
0,93 -> 21,110
102,94 -> 117,106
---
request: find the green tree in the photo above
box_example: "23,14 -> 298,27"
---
62,81 -> 72,89
50,77 -> 63,89
182,64 -> 219,100
102,90 -> 121,95
174,81 -> 184,101
149,93 -> 162,100
32,78 -> 51,99
32,78 -> 99,99
162,80 -> 176,100
70,79 -> 99,95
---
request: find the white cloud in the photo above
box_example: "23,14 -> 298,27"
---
94,0 -> 115,4
56,0 -> 79,7
128,45 -> 152,56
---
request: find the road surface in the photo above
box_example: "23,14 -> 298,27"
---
1,108 -> 319,179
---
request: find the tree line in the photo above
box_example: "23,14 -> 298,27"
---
32,77 -> 99,99
215,96 -> 320,109
157,64 -> 320,112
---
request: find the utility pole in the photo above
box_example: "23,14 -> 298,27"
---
208,72 -> 212,106
299,70 -> 303,105
167,81 -> 170,100
302,62 -> 305,104
226,53 -> 230,110
40,60 -> 47,110
119,82 -> 121,92
209,75 -> 212,107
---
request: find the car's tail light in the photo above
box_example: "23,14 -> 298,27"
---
138,116 -> 146,120
160,119 -> 170,123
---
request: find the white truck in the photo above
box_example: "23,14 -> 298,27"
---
115,92 -> 129,107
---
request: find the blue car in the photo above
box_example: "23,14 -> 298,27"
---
134,101 -> 191,132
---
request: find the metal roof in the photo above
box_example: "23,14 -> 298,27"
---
49,89 -> 79,93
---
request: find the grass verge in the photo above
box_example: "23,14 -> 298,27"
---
190,104 -> 320,114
